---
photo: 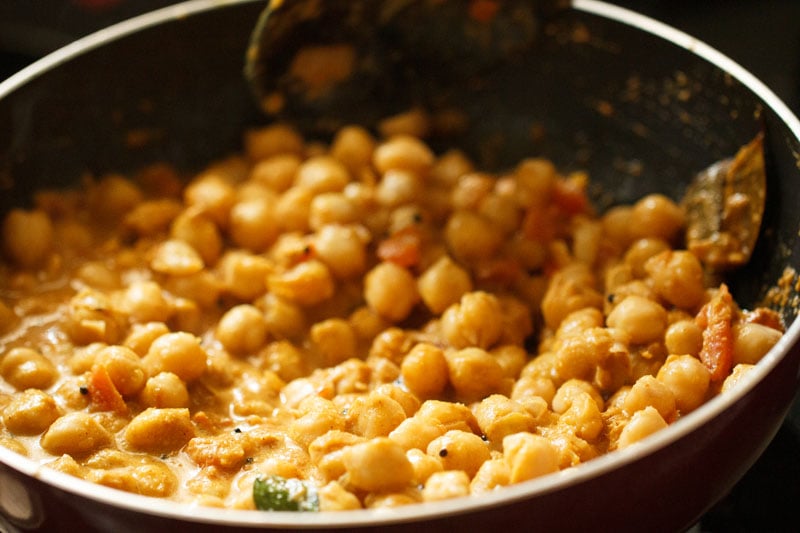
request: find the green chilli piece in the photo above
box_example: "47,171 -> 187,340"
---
253,475 -> 320,512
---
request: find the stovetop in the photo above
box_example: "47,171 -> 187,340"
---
1,1 -> 799,531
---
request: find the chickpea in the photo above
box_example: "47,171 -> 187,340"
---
376,169 -> 422,207
142,332 -> 207,382
440,291 -> 503,350
2,208 -> 54,267
313,224 -> 369,279
606,295 -> 668,345
3,389 -> 61,435
373,135 -> 434,176
250,154 -> 301,192
149,239 -> 205,278
622,375 -> 676,422
309,193 -> 361,230
473,394 -> 538,447
541,263 -> 604,330
400,343 -> 449,400
601,205 -> 634,250
656,354 -> 710,413
624,238 -> 670,278
406,448 -> 444,485
244,124 -> 304,160
275,186 -> 313,233
430,149 -> 474,188
183,173 -> 235,228
228,197 -> 280,252
118,280 -> 173,324
261,293 -> 307,340
346,392 -> 407,439
330,125 -> 376,175
363,262 -> 420,322
342,438 -> 414,493
125,408 -> 194,453
139,372 -> 190,408
123,322 -> 171,357
87,175 -> 144,221
617,406 -> 669,449
389,416 -> 447,452
217,251 -> 272,301
513,158 -> 556,208
65,289 -> 128,345
445,347 -> 507,403
470,458 -> 511,493
417,256 -> 473,315
664,319 -> 703,358
554,327 -> 614,383
444,210 -> 502,262
629,194 -> 684,242
309,430 -> 365,482
40,412 -> 113,456
94,345 -> 147,397
502,432 -> 559,483
268,260 -> 335,307
427,430 -> 490,478
170,209 -> 223,265
732,322 -> 782,365
0,347 -> 58,390
318,482 -> 362,511
290,397 -> 346,449
311,318 -> 357,367
295,156 -> 350,194
644,250 -> 705,310
422,470 -> 471,502
216,305 -> 268,355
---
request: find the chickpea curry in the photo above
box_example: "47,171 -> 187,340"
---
0,117 -> 783,511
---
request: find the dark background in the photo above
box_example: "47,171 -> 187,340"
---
1,1 -> 799,531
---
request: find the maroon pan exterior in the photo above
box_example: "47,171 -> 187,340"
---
0,1 -> 798,531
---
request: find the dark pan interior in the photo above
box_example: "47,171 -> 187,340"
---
1,1 -> 799,321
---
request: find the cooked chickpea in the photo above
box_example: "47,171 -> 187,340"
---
629,194 -> 684,242
228,197 -> 280,251
183,174 -> 235,228
617,406 -> 669,449
624,238 -> 670,278
118,280 -> 173,323
373,135 -> 434,176
441,291 -> 503,350
40,412 -> 113,456
311,318 -> 357,367
308,193 -> 361,230
139,372 -> 190,408
656,354 -> 710,413
622,375 -> 676,422
474,394 -> 538,446
645,250 -> 705,310
470,458 -> 511,493
400,343 -> 449,400
244,124 -> 304,160
417,256 -> 473,314
343,438 -> 414,492
330,125 -> 376,174
427,430 -> 490,478
606,295 -> 668,345
732,322 -> 782,365
445,347 -> 507,402
0,347 -> 58,390
125,408 -> 194,453
2,208 -> 54,267
3,389 -> 61,435
346,391 -> 407,439
275,186 -> 314,233
363,261 -> 420,322
422,470 -> 471,502
216,305 -> 268,355
445,210 -> 502,262
261,294 -> 307,340
502,432 -> 559,483
250,154 -> 301,192
376,169 -> 422,207
295,156 -> 350,194
217,251 -> 271,301
268,260 -> 335,307
94,345 -> 147,397
664,319 -> 703,358
313,224 -> 369,279
142,332 -> 207,382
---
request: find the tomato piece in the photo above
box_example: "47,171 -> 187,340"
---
88,364 -> 128,415
377,227 -> 422,268
552,174 -> 590,216
696,284 -> 734,382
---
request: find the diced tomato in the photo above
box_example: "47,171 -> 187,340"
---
88,364 -> 128,415
696,284 -> 734,382
474,256 -> 522,286
377,227 -> 422,268
552,174 -> 590,216
522,204 -> 560,243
